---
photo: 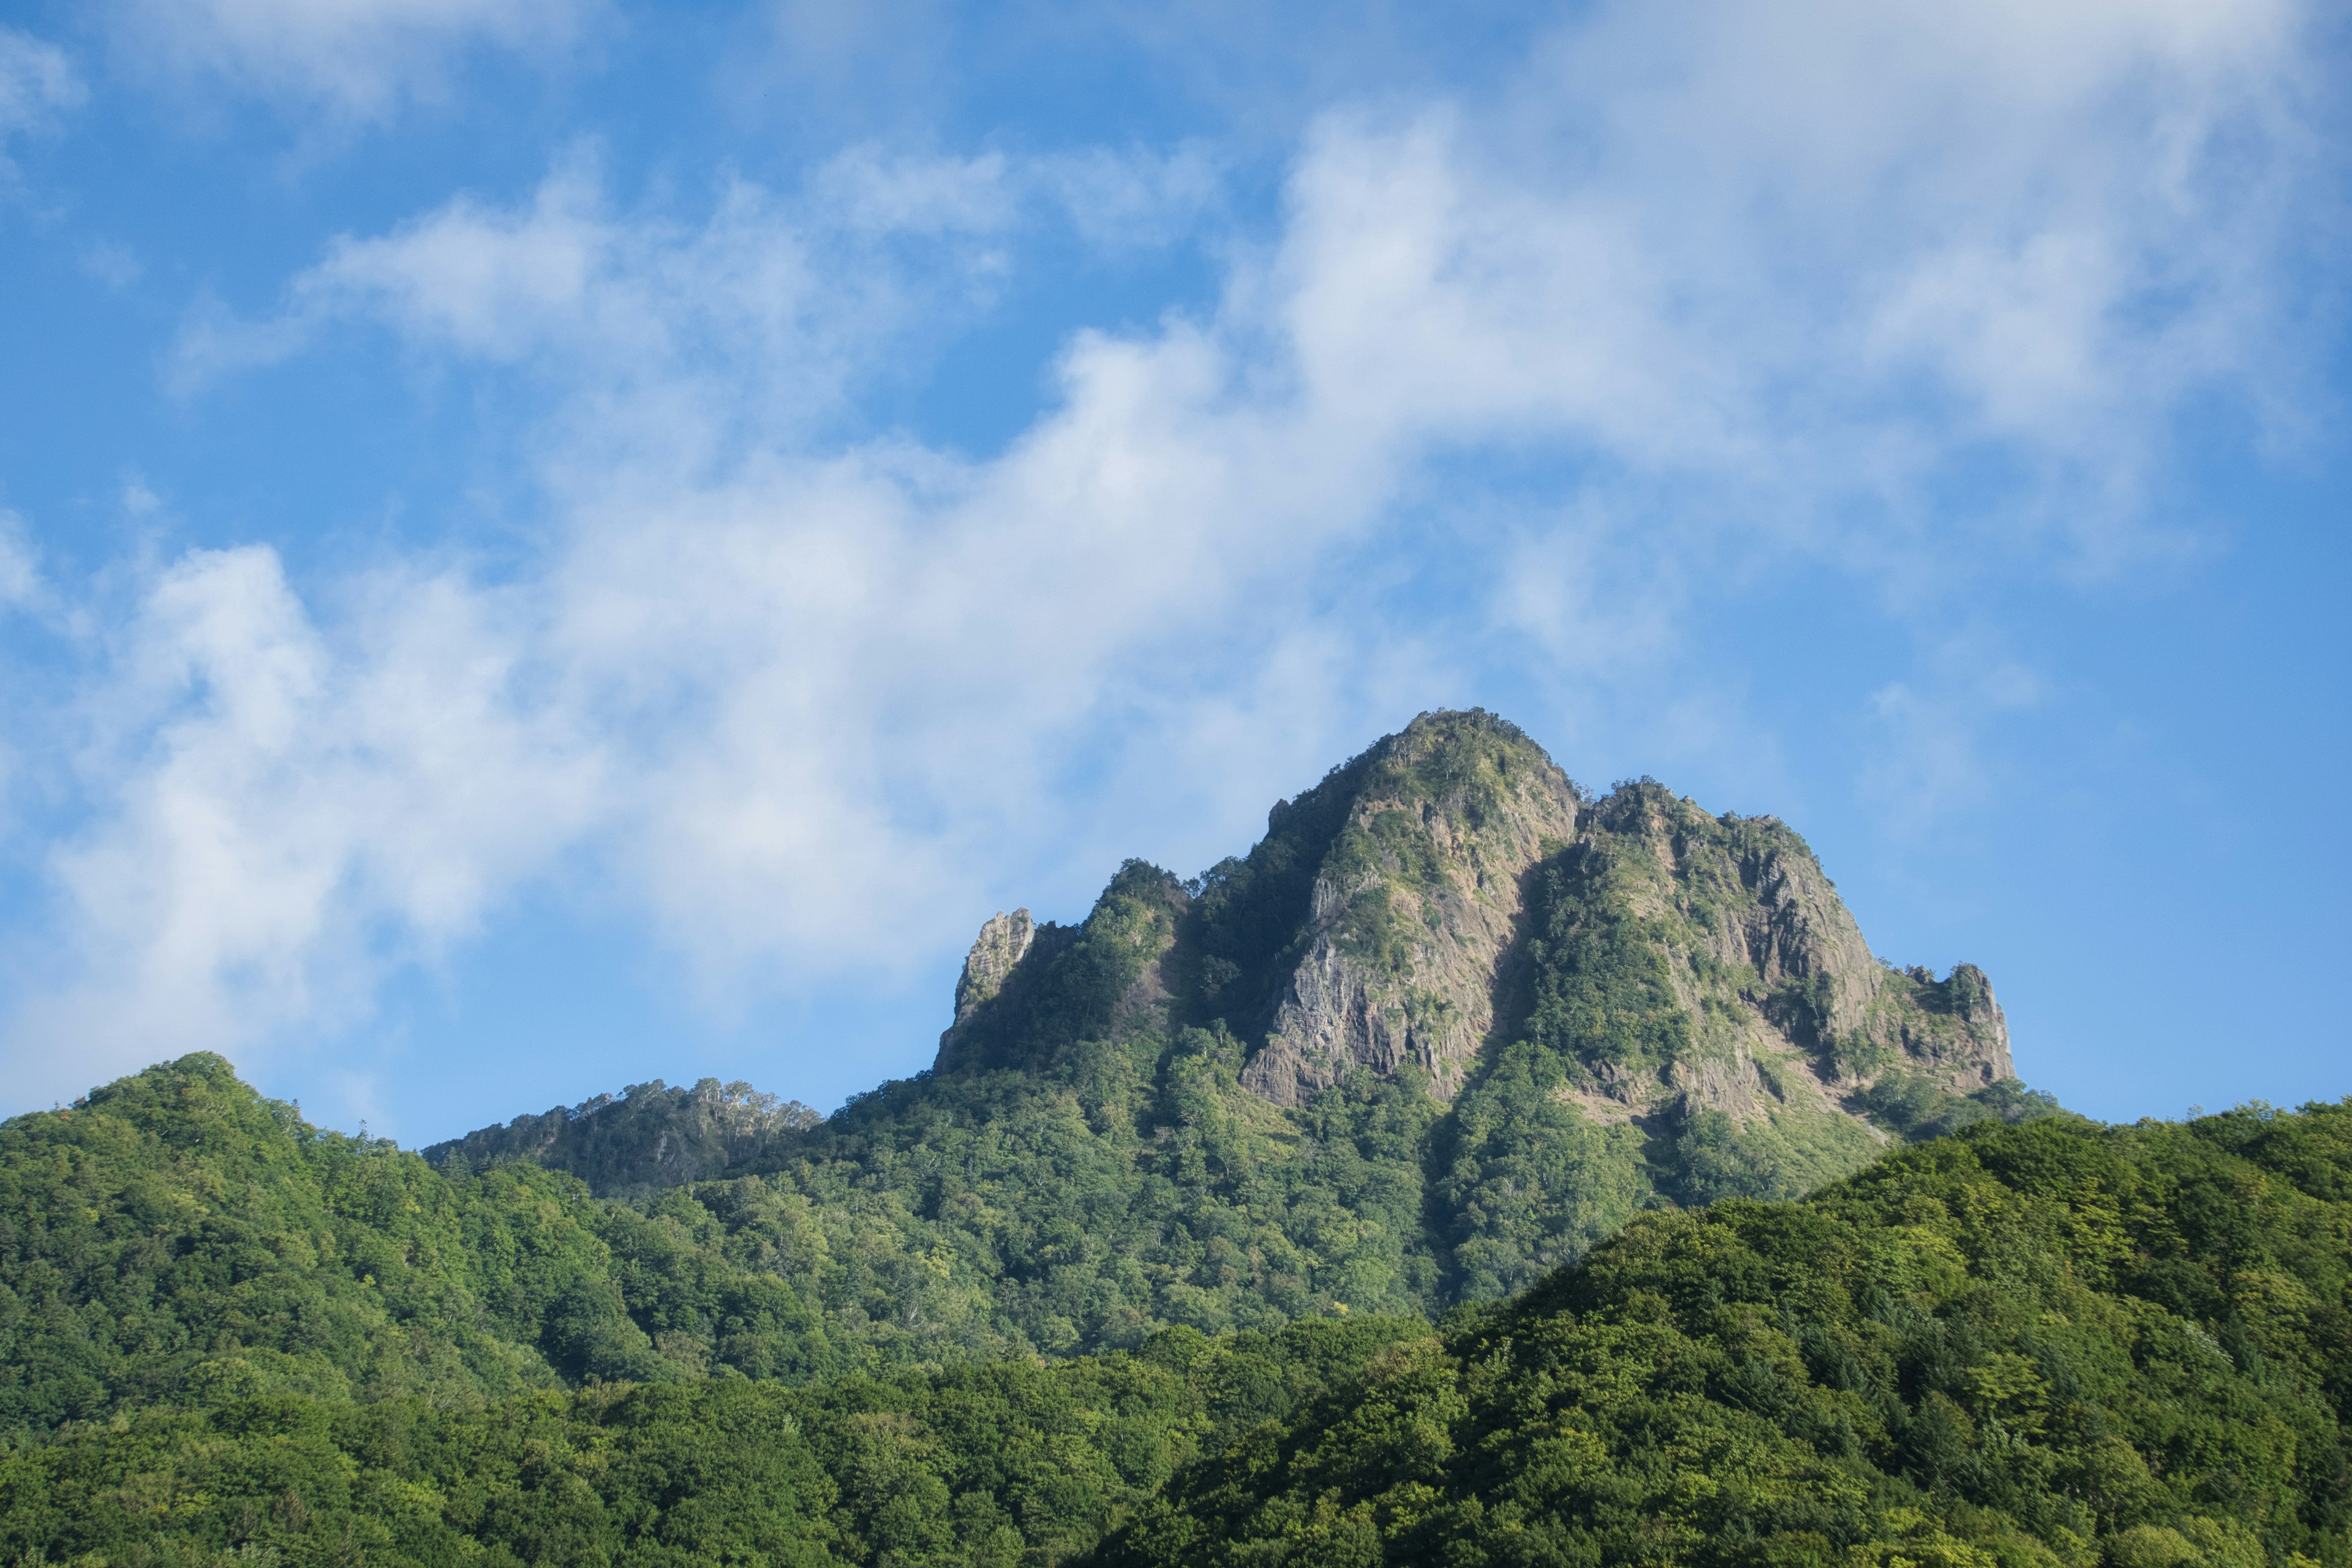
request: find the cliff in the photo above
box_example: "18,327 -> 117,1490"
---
942,709 -> 2012,1140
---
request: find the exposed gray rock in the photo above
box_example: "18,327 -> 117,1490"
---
1234,717 -> 2013,1138
955,909 -> 1036,1020
422,1077 -> 822,1197
1241,712 -> 1581,1107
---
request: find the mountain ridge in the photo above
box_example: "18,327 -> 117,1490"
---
418,710 -> 2041,1350
442,710 -> 2017,1197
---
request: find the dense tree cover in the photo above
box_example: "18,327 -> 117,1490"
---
0,1316 -> 1427,1567
0,1055 -> 845,1443
1097,1104 -> 2352,1568
704,1019 -> 1450,1361
6,1098 -> 2343,1567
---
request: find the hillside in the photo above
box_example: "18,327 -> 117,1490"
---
4,1104 -> 2345,1568
1096,1102 -> 2352,1568
0,1054 -> 847,1440
428,710 -> 2045,1357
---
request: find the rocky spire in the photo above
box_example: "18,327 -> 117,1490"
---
954,909 -> 1036,1021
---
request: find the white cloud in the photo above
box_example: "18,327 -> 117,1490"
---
7,547 -> 600,1106
7,0 -> 2328,1101
172,147 -> 1038,431
0,26 -> 81,156
1042,142 -> 1228,253
79,241 -> 145,290
116,0 -> 594,122
0,513 -> 42,610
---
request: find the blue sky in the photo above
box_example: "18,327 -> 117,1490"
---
0,0 -> 2344,1144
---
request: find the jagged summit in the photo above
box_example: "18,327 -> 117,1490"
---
1229,710 -> 1581,1104
941,707 -> 2012,1134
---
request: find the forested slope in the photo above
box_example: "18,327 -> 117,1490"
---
1098,1103 -> 2352,1568
0,1315 -> 1428,1567
0,1054 -> 846,1440
2,1103 -> 2345,1568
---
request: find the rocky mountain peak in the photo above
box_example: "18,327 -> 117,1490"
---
1238,709 -> 1582,1104
935,710 -> 2014,1137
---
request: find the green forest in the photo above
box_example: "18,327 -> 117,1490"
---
0,1057 -> 2345,1567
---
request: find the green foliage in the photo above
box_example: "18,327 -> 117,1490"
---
0,1316 -> 1426,1567
4,1063 -> 2343,1568
0,1055 -> 845,1445
1513,829 -> 1695,1079
942,863 -> 1189,1075
1186,765 -> 1375,1035
1856,1071 -> 2065,1144
1431,1036 -> 1656,1302
695,1024 -> 1450,1365
1096,1104 -> 2352,1568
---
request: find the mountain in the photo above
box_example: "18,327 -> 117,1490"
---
418,710 -> 2044,1361
424,1076 -> 824,1200
6,1102 -> 2346,1568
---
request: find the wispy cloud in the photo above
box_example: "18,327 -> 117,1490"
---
4,0 -> 2329,1106
0,25 -> 81,166
113,0 -> 597,124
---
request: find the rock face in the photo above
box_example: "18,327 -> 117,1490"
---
955,910 -> 1037,1020
1238,713 -> 1582,1106
933,710 -> 2015,1139
423,1077 -> 823,1196
1508,780 -> 2013,1152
